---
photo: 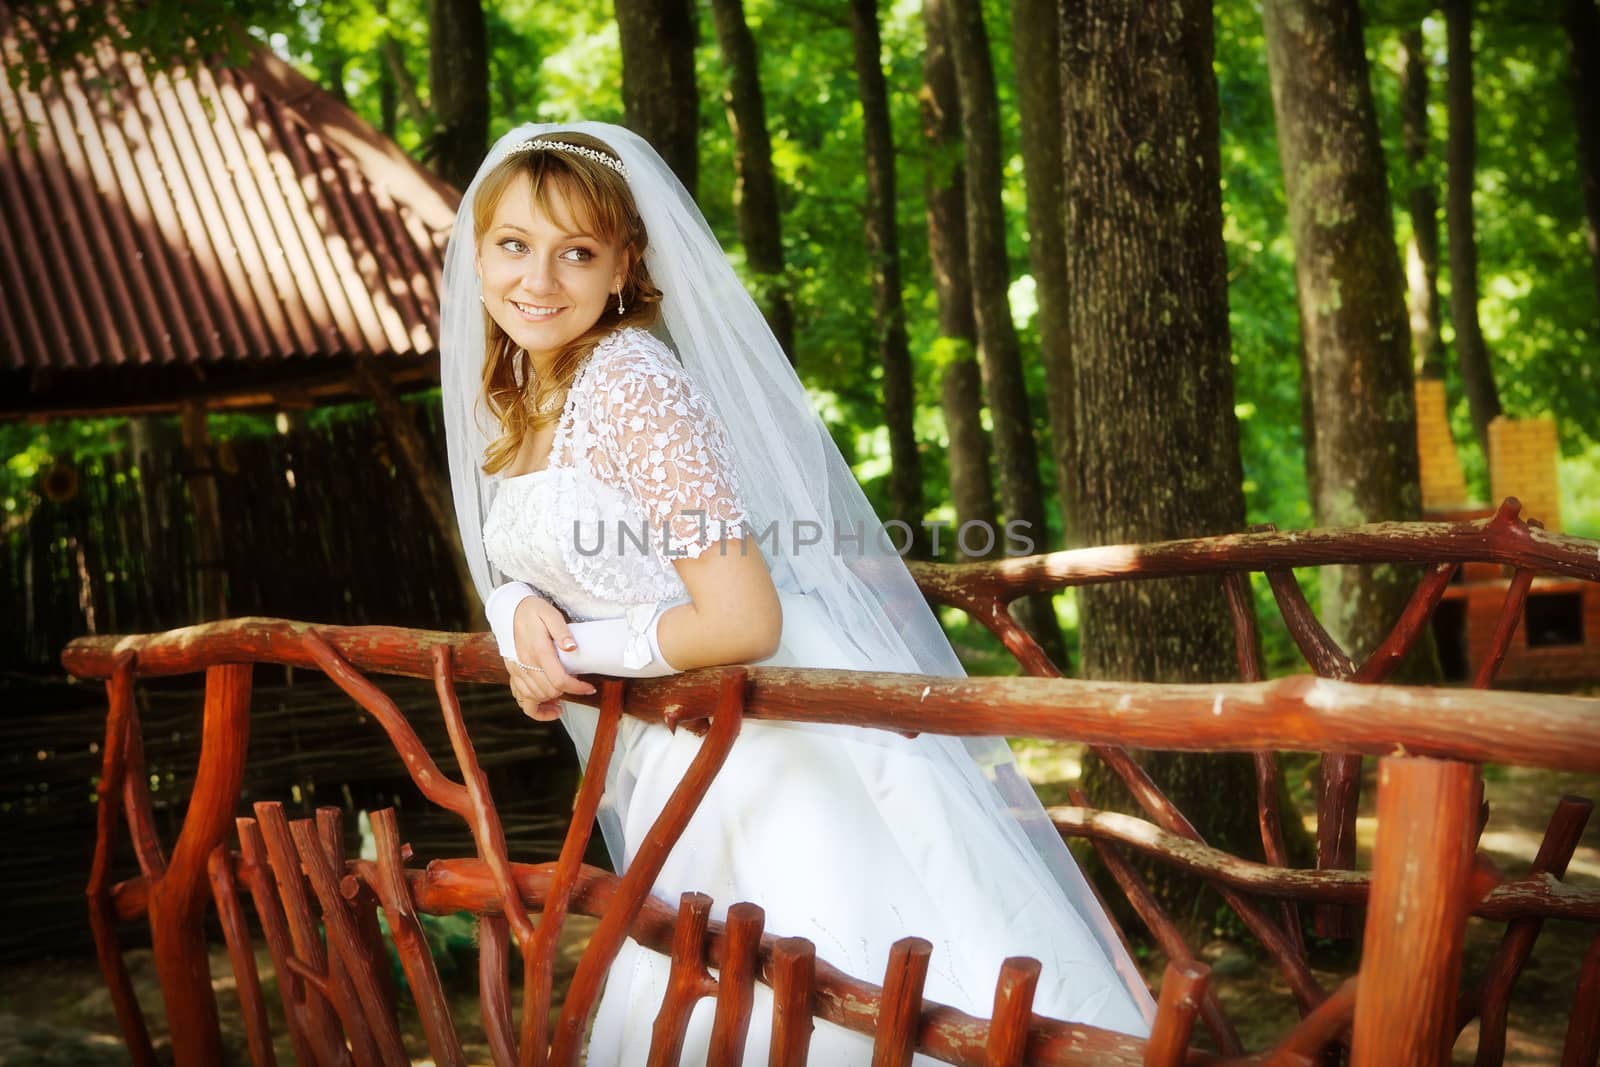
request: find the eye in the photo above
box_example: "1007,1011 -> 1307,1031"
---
560,246 -> 594,263
498,238 -> 528,254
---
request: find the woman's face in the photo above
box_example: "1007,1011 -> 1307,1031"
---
476,172 -> 627,369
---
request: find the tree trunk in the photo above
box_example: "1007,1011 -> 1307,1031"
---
1062,0 -> 1261,913
377,44 -> 398,139
1565,0 -> 1600,303
427,0 -> 488,191
1444,0 -> 1502,450
380,34 -> 427,137
1401,29 -> 1447,381
1265,0 -> 1441,932
321,53 -> 349,106
945,0 -> 1063,660
939,363 -> 996,561
616,0 -> 700,197
848,0 -> 925,558
1011,0 -> 1078,548
1265,0 -> 1435,661
352,358 -> 482,626
921,0 -> 997,561
710,0 -> 796,362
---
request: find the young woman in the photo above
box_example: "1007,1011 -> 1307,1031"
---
441,122 -> 1154,1064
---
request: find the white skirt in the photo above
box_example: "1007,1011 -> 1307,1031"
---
576,592 -> 1152,1065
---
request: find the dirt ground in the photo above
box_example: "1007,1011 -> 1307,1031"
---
2,756 -> 1595,1065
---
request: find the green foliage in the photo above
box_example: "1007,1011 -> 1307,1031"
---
1216,0 -> 1313,533
11,0 -> 1597,678
1,419 -> 129,528
4,1 -> 263,94
1369,5 -> 1599,459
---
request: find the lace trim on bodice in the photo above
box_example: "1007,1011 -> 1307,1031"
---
482,327 -> 751,618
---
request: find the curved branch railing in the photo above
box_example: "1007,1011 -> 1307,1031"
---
63,504 -> 1600,1067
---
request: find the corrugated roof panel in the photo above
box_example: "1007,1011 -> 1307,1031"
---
0,10 -> 457,375
86,36 -> 235,361
59,50 -> 202,364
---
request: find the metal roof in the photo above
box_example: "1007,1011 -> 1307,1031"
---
0,12 -> 461,413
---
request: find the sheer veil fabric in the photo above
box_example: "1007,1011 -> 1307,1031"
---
440,121 -> 1156,1030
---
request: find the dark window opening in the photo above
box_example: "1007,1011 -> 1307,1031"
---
1525,592 -> 1584,648
1432,600 -> 1470,682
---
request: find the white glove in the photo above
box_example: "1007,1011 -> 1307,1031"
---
558,600 -> 682,678
485,581 -> 539,659
485,581 -> 682,678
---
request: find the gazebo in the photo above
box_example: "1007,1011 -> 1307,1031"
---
0,13 -> 474,624
1,14 -> 456,415
0,20 -> 510,963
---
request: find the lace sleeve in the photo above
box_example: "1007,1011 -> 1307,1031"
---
590,339 -> 750,560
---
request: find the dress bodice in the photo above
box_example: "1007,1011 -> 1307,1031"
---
481,327 -> 750,624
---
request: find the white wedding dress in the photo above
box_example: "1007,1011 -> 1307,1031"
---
481,327 -> 1151,1064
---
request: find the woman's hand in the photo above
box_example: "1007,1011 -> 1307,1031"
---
504,595 -> 597,721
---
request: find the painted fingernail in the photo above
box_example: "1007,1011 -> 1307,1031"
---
562,639 -> 577,651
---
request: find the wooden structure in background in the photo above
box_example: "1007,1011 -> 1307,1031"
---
64,502 -> 1600,1065
0,9 -> 455,417
0,10 -> 476,616
1414,381 -> 1598,684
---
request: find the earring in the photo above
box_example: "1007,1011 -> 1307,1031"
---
616,285 -> 625,315
512,347 -> 526,389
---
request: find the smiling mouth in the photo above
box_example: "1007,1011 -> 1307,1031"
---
510,300 -> 562,320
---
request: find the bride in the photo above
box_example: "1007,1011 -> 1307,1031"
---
440,122 -> 1154,1063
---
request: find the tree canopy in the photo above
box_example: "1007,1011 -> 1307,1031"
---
5,0 -> 1598,666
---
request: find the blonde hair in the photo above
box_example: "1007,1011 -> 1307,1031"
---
475,132 -> 662,474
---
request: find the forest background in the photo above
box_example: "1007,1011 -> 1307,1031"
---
2,0 -> 1599,1013
4,0 -> 1599,672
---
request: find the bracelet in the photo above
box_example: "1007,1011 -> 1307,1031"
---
515,661 -> 547,675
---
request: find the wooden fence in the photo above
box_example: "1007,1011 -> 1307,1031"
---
60,501 -> 1600,1065
3,408 -> 470,673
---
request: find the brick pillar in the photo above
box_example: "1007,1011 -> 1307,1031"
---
1488,416 -> 1562,532
1414,379 -> 1470,511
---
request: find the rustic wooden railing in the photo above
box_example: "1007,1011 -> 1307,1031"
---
63,500 -> 1600,1066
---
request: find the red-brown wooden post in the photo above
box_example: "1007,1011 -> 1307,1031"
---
1562,929 -> 1600,1067
1351,756 -> 1479,1067
872,937 -> 931,1067
648,892 -> 714,1067
362,808 -> 466,1067
147,663 -> 253,1067
253,802 -> 351,1066
236,817 -> 322,1067
1469,795 -> 1591,1064
86,655 -> 158,1067
1144,961 -> 1209,1067
1224,570 -> 1307,962
298,815 -> 382,1067
768,937 -> 816,1067
121,702 -> 168,880
983,957 -> 1040,1067
1262,976 -> 1358,1066
549,671 -> 747,1067
289,818 -> 408,1065
476,914 -> 517,1067
707,902 -> 765,1065
319,807 -> 398,1022
1065,788 -> 1242,1054
207,847 -> 278,1067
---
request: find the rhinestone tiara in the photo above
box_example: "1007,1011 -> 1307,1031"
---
507,139 -> 629,179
